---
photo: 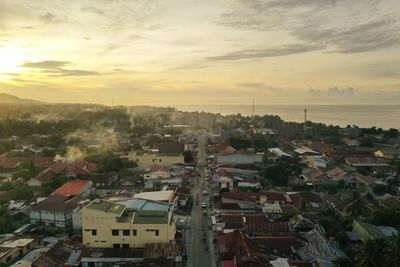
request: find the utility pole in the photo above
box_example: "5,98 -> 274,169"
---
252,98 -> 255,118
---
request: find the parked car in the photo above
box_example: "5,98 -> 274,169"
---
201,202 -> 206,208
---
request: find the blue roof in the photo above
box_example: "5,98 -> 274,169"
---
119,198 -> 170,212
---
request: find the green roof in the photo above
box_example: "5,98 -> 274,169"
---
133,210 -> 169,224
355,220 -> 385,239
86,199 -> 126,215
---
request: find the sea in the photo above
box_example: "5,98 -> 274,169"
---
176,105 -> 400,130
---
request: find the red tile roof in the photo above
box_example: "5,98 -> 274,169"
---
353,172 -> 377,185
382,196 -> 400,209
288,192 -> 323,209
31,195 -> 85,212
149,164 -> 169,173
70,160 -> 97,172
0,156 -> 54,169
210,144 -> 236,155
51,180 -> 92,197
34,169 -> 57,183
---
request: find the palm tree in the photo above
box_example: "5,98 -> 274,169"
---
384,233 -> 400,267
355,238 -> 385,267
344,191 -> 366,218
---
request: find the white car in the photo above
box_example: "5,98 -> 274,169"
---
202,191 -> 209,195
201,202 -> 206,208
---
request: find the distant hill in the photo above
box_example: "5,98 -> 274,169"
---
0,93 -> 43,104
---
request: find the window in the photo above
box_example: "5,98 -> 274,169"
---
159,159 -> 162,162
92,229 -> 97,236
146,229 -> 159,236
113,244 -> 120,248
123,230 -> 130,236
122,244 -> 129,248
132,229 -> 137,236
112,229 -> 119,236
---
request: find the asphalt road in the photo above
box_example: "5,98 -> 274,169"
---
186,132 -> 216,267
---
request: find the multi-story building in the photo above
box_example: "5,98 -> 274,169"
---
30,195 -> 85,230
128,151 -> 184,168
82,199 -> 176,248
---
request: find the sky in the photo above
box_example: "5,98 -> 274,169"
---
0,0 -> 400,106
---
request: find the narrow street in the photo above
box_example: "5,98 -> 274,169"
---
186,132 -> 216,267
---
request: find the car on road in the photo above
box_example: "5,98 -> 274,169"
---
202,190 -> 209,195
203,210 -> 207,216
201,202 -> 206,208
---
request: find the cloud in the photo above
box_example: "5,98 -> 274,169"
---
39,12 -> 57,24
309,87 -> 354,96
237,83 -> 278,91
20,26 -> 34,29
207,44 -> 323,61
295,18 -> 400,53
48,69 -> 99,77
21,60 -> 70,69
20,60 -> 99,77
218,0 -> 400,54
81,6 -> 106,16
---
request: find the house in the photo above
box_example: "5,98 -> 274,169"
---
134,190 -> 176,204
221,192 -> 289,208
325,167 -> 348,182
216,153 -> 263,166
297,227 -> 345,265
209,144 -> 237,155
352,220 -> 398,242
30,195 -> 86,230
0,156 -> 54,171
345,157 -> 389,168
300,168 -> 332,191
217,214 -> 290,235
158,143 -> 184,154
352,172 -> 377,191
250,127 -> 277,135
289,215 -> 315,232
0,238 -> 38,266
26,169 -> 58,187
72,199 -> 91,233
379,194 -> 400,209
305,155 -> 327,169
287,192 -> 324,211
82,199 -> 176,248
144,164 -> 171,180
213,169 -> 235,190
128,151 -> 184,168
51,180 -> 93,197
268,148 -> 293,159
217,230 -> 304,267
87,173 -> 116,188
27,160 -> 97,188
176,187 -> 191,208
294,147 -> 321,156
374,148 -> 400,160
33,239 -> 84,267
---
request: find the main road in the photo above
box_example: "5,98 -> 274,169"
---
186,131 -> 216,267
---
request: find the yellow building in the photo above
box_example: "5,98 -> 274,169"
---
82,199 -> 176,248
128,151 -> 184,168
